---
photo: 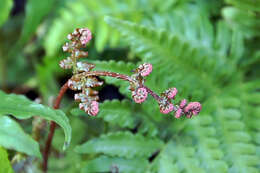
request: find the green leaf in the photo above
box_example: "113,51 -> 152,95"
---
222,7 -> 260,37
71,100 -> 137,128
0,116 -> 41,157
75,131 -> 163,158
0,147 -> 14,173
0,90 -> 71,149
81,156 -> 149,173
18,0 -> 55,45
0,0 -> 13,27
105,16 -> 230,99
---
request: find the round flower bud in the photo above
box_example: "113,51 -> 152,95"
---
88,101 -> 99,116
179,99 -> 187,109
160,103 -> 174,114
138,63 -> 153,77
79,28 -> 92,46
184,102 -> 202,117
132,87 -> 148,103
166,88 -> 178,99
175,108 -> 183,118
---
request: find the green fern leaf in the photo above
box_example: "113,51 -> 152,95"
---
105,16 -> 232,99
75,131 -> 163,158
71,100 -> 137,128
189,114 -> 228,172
222,7 -> 260,37
81,156 -> 149,173
0,116 -> 41,158
214,100 -> 260,172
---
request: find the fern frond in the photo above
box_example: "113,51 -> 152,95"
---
223,0 -> 260,38
105,16 -> 233,99
188,114 -> 228,172
81,156 -> 149,173
75,131 -> 163,158
214,99 -> 260,172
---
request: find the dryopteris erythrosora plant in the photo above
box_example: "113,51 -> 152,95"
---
43,28 -> 202,172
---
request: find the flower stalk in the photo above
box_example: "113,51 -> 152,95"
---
42,27 -> 202,172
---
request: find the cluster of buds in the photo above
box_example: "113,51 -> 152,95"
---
60,28 -> 202,118
128,63 -> 201,118
60,28 -> 101,116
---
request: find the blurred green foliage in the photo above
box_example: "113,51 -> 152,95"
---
0,0 -> 259,172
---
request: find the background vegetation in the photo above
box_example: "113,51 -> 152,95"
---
0,0 -> 259,172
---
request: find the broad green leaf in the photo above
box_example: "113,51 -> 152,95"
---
75,131 -> 163,158
18,0 -> 55,45
0,116 -> 41,157
0,0 -> 13,27
0,90 -> 71,149
0,147 -> 14,173
81,156 -> 149,173
71,100 -> 137,128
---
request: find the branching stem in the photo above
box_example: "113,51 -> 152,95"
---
42,71 -> 161,172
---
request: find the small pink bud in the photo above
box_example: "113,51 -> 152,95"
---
166,88 -> 178,99
89,101 -> 99,116
132,87 -> 148,103
138,63 -> 153,76
160,103 -> 174,114
184,102 -> 202,117
175,108 -> 183,118
79,28 -> 92,46
179,99 -> 187,109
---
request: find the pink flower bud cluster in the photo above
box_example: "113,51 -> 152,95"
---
59,28 -> 93,72
129,63 -> 201,118
60,28 -> 202,118
60,28 -> 102,116
130,63 -> 153,103
158,87 -> 202,118
174,100 -> 202,119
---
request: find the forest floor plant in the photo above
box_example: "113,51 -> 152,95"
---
42,28 -> 202,172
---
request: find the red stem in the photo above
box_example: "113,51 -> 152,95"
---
77,71 -> 134,82
42,82 -> 69,172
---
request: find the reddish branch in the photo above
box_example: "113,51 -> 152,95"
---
42,81 -> 69,172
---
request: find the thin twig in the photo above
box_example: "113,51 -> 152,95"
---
42,81 -> 69,172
